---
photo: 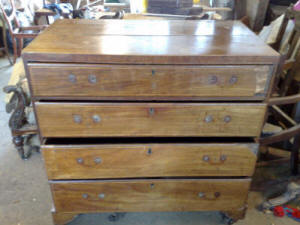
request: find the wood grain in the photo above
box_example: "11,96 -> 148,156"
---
28,64 -> 271,98
35,102 -> 267,138
42,143 -> 258,179
50,179 -> 251,213
22,20 -> 279,64
51,209 -> 78,225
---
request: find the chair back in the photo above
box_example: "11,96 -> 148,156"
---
271,4 -> 300,59
0,0 -> 20,36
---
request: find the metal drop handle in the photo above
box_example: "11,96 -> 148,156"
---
208,75 -> 218,84
229,76 -> 238,84
204,115 -> 213,123
73,115 -> 82,123
198,192 -> 221,199
68,74 -> 76,83
88,74 -> 97,84
224,115 -> 231,123
94,157 -> 102,164
92,114 -> 101,123
202,155 -> 227,164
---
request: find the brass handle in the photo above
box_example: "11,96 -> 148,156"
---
198,192 -> 221,200
202,155 -> 227,164
88,74 -> 97,84
68,74 -> 76,83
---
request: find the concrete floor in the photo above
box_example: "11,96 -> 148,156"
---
0,57 -> 298,225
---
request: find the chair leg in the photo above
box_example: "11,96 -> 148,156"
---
291,134 -> 300,175
17,38 -> 23,57
2,28 -> 12,65
12,37 -> 17,64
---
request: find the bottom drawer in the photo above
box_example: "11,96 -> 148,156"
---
51,179 -> 250,213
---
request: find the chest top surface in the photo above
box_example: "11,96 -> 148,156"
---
22,19 -> 279,65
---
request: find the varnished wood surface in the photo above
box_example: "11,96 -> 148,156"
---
42,143 -> 258,179
51,209 -> 78,225
35,103 -> 266,138
43,19 -> 256,36
50,179 -> 251,213
22,20 -> 279,64
28,63 -> 271,98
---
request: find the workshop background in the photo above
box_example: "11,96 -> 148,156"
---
0,0 -> 300,225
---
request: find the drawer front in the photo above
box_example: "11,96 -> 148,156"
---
43,143 -> 258,180
51,179 -> 250,213
35,103 -> 266,137
28,64 -> 272,99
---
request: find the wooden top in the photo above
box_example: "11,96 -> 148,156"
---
22,19 -> 280,65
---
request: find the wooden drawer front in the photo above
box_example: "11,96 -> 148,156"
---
51,179 -> 250,213
28,64 -> 271,99
36,103 -> 266,137
43,143 -> 258,180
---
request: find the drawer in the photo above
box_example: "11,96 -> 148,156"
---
50,178 -> 250,213
42,140 -> 258,179
35,102 -> 266,137
28,64 -> 272,100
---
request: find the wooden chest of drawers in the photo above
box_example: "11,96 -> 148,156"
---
23,19 -> 280,225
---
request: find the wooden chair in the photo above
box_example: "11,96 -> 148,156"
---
0,13 -> 12,65
0,0 -> 47,64
3,61 -> 39,159
259,5 -> 300,175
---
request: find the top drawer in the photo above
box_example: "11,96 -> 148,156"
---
27,64 -> 272,100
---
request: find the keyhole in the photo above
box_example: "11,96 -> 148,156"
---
149,108 -> 155,116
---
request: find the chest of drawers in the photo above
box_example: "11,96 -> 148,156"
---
23,19 -> 280,225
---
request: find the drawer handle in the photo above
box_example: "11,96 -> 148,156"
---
88,74 -> 97,84
98,193 -> 105,199
202,155 -> 227,164
94,157 -> 102,164
198,192 -> 221,200
229,76 -> 238,84
92,114 -> 101,123
204,115 -> 213,123
68,74 -> 76,83
203,155 -> 210,162
224,115 -> 231,123
208,75 -> 218,84
76,158 -> 84,164
82,193 -> 88,199
73,115 -> 82,124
